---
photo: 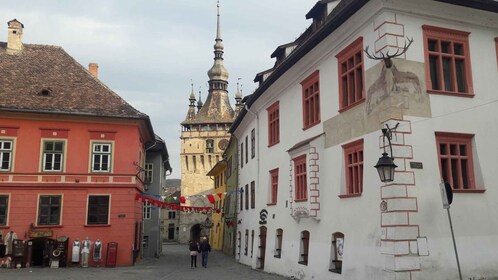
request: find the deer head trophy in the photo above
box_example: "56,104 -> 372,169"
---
364,37 -> 413,68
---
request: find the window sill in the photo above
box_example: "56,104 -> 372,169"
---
274,255 -> 281,258
329,268 -> 342,274
453,189 -> 485,193
267,202 -> 277,206
298,261 -> 308,266
84,224 -> 111,227
268,141 -> 280,148
33,225 -> 63,228
302,121 -> 321,131
338,193 -> 362,199
427,89 -> 474,98
0,226 -> 10,229
338,98 -> 365,113
294,198 -> 308,203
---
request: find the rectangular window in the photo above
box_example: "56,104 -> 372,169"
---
143,201 -> 151,220
245,184 -> 249,210
343,139 -> 364,196
274,229 -> 283,258
436,132 -> 476,191
267,101 -> 280,147
38,195 -> 61,225
301,71 -> 321,129
269,169 -> 279,205
87,195 -> 110,225
251,230 -> 255,258
244,229 -> 249,256
423,25 -> 473,95
144,163 -> 153,184
294,155 -> 307,201
299,231 -> 310,265
227,156 -> 232,179
495,37 -> 498,66
245,136 -> 248,164
168,211 -> 176,219
241,143 -> 244,168
0,140 -> 13,171
0,195 -> 9,226
251,129 -> 255,159
92,143 -> 112,172
240,187 -> 244,211
143,236 -> 149,249
336,37 -> 365,111
250,181 -> 255,209
42,140 -> 64,172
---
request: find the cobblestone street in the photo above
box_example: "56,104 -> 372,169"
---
0,243 -> 289,280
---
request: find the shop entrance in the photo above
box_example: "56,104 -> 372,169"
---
30,238 -> 56,267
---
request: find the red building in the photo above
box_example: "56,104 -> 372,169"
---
0,19 -> 153,267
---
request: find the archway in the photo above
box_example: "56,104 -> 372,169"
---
190,224 -> 201,242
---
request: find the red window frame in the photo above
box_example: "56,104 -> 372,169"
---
267,101 -> 280,147
268,168 -> 279,205
301,71 -> 320,130
495,37 -> 498,66
341,139 -> 363,197
435,132 -> 478,192
293,155 -> 307,201
422,25 -> 473,96
336,37 -> 365,112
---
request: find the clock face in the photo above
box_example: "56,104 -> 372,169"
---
218,139 -> 228,150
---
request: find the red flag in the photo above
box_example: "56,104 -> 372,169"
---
207,194 -> 215,204
180,196 -> 186,204
135,193 -> 140,201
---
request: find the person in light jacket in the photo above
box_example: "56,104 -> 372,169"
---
199,237 -> 211,268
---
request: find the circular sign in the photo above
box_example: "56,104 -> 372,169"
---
218,139 -> 228,150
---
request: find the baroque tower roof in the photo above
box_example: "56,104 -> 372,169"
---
181,1 -> 234,125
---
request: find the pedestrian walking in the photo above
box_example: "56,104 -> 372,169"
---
189,240 -> 200,268
199,237 -> 211,268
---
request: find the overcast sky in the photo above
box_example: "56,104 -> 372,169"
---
1,0 -> 318,179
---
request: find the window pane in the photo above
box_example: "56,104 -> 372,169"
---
441,41 -> 451,53
454,43 -> 463,55
429,56 -> 440,90
455,59 -> 466,93
461,159 -> 469,189
450,144 -> 457,156
45,142 -> 54,151
459,144 -> 466,156
3,142 -> 11,149
428,39 -> 437,51
54,142 -> 63,151
451,159 -> 459,189
441,158 -> 449,183
442,57 -> 453,91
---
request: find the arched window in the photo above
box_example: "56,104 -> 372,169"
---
329,232 -> 344,274
206,139 -> 214,153
299,230 -> 310,265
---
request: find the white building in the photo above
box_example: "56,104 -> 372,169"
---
230,0 -> 498,279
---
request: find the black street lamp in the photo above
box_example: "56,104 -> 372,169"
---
374,123 -> 399,183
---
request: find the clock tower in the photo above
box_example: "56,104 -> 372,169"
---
178,2 -> 239,244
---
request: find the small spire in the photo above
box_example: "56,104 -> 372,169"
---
189,79 -> 196,100
216,0 -> 221,40
197,88 -> 203,112
235,78 -> 242,99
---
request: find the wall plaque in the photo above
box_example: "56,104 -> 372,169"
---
28,229 -> 53,238
410,162 -> 423,169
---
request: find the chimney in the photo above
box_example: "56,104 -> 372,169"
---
7,19 -> 24,54
89,63 -> 98,78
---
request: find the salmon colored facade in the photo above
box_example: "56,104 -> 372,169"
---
0,19 -> 154,267
0,113 -> 150,266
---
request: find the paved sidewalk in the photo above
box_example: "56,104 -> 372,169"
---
0,243 -> 289,280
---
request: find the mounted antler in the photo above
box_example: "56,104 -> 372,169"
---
364,37 -> 413,68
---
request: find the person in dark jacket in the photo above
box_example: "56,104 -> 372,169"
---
188,240 -> 200,268
199,237 -> 211,268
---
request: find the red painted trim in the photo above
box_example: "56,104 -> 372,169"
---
422,25 -> 473,95
267,101 -> 280,147
338,193 -> 361,199
453,189 -> 485,193
40,129 -> 69,138
337,37 -> 365,112
495,37 -> 498,66
436,131 -> 477,191
0,126 -> 19,136
301,71 -> 320,130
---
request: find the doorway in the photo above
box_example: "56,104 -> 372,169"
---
258,226 -> 267,269
190,224 -> 201,242
168,223 -> 175,240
